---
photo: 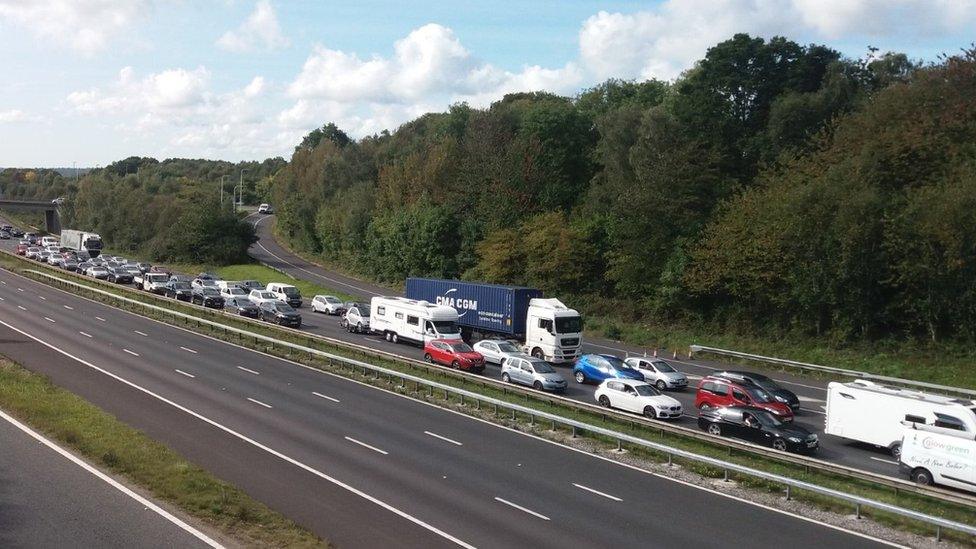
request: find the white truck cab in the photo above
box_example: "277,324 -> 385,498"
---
370,296 -> 461,345
523,298 -> 583,364
901,422 -> 976,493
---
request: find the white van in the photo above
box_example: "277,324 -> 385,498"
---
41,236 -> 59,248
900,422 -> 976,493
825,380 -> 976,458
266,282 -> 302,308
370,296 -> 461,345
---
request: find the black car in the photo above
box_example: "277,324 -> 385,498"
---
698,405 -> 818,454
164,280 -> 193,301
259,301 -> 302,327
9,228 -> 23,237
712,370 -> 800,411
106,267 -> 133,284
191,287 -> 225,309
224,297 -> 260,318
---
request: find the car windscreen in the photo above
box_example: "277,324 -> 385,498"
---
531,361 -> 555,373
605,356 -> 628,370
282,287 -> 300,297
497,342 -> 520,353
325,296 -> 341,304
449,342 -> 474,353
554,315 -> 582,333
432,320 -> 458,333
273,302 -> 295,312
357,308 -> 370,317
259,292 -> 276,299
201,288 -> 220,296
172,282 -> 191,290
653,361 -> 677,373
753,411 -> 783,427
634,384 -> 662,397
745,386 -> 774,403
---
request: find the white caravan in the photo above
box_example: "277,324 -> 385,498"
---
900,422 -> 976,493
825,380 -> 976,458
370,296 -> 461,345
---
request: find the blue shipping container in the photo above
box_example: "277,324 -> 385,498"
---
405,278 -> 543,336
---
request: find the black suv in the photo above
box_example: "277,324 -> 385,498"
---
712,370 -> 800,411
164,280 -> 193,301
106,267 -> 133,284
259,301 -> 302,328
698,405 -> 818,454
191,287 -> 225,309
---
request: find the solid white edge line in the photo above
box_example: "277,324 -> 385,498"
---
79,331 -> 92,338
572,483 -> 622,502
246,397 -> 272,409
312,391 -> 340,403
424,431 -> 463,446
0,408 -> 222,548
237,366 -> 259,375
134,330 -> 148,337
122,349 -> 139,357
0,271 -> 901,547
344,436 -> 389,455
44,317 -> 56,323
0,318 -> 474,549
493,497 -> 550,521
180,346 -> 198,354
175,369 -> 196,379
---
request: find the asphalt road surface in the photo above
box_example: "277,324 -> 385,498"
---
243,213 -> 904,477
0,267 -> 893,549
0,407 -> 215,548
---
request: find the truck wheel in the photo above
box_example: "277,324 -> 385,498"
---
384,331 -> 392,342
391,332 -> 398,344
911,468 -> 933,486
890,442 -> 902,459
502,373 -> 511,383
531,348 -> 545,360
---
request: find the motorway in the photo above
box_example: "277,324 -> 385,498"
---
245,214 -> 904,477
0,406 -> 214,548
0,266 -> 893,548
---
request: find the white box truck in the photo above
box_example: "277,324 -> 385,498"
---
825,380 -> 976,458
60,229 -> 103,257
900,422 -> 976,493
370,296 -> 462,345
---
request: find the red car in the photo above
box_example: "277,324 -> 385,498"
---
15,244 -> 28,255
423,339 -> 486,373
695,376 -> 794,422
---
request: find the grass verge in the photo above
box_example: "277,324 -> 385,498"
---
7,256 -> 975,544
0,356 -> 324,547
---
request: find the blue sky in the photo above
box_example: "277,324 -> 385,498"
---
0,0 -> 973,167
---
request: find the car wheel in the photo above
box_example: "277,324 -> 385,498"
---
890,442 -> 902,459
598,395 -> 610,407
502,373 -> 511,383
424,353 -> 432,363
706,423 -> 722,436
772,438 -> 788,452
699,403 -> 713,411
655,380 -> 667,391
911,468 -> 933,486
451,361 -> 460,369
643,406 -> 656,418
531,348 -> 545,360
533,381 -> 543,391
356,323 -> 364,333
575,371 -> 586,384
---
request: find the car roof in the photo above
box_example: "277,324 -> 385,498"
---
601,378 -> 647,387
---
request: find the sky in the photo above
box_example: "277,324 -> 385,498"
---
0,0 -> 973,167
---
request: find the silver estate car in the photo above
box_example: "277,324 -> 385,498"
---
501,355 -> 567,392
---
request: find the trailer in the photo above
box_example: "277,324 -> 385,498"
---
405,278 -> 583,363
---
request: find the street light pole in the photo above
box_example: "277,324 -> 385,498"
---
220,175 -> 229,206
237,169 -> 248,213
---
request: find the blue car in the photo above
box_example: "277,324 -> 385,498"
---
573,354 -> 644,384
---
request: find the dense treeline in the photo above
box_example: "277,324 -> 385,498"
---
2,157 -> 284,265
271,34 -> 976,343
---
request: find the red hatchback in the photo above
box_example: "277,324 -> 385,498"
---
695,376 -> 794,422
424,339 -> 486,373
15,243 -> 28,255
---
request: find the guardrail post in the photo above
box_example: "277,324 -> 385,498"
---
572,425 -> 577,438
460,394 -> 464,406
936,526 -> 941,542
785,485 -> 791,501
855,503 -> 861,519
616,439 -> 622,452
667,453 -> 672,467
723,469 -> 729,482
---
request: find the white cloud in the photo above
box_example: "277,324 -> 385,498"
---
0,0 -> 150,56
0,109 -> 27,123
216,0 -> 289,53
68,66 -> 210,121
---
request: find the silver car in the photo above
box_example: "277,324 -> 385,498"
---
473,339 -> 523,365
501,355 -> 567,392
623,357 -> 688,391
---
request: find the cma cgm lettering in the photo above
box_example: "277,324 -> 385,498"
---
435,295 -> 479,313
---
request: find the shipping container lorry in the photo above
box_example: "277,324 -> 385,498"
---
60,229 -> 103,257
405,278 -> 583,364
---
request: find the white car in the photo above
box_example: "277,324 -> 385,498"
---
623,357 -> 688,391
473,340 -> 524,365
311,295 -> 344,314
342,303 -> 371,334
239,280 -> 264,292
220,286 -> 248,298
258,203 -> 273,214
248,289 -> 279,306
594,379 -> 683,419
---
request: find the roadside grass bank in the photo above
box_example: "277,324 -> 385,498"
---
0,356 -> 325,548
9,260 -> 975,545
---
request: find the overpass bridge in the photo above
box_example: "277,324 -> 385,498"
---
0,200 -> 61,234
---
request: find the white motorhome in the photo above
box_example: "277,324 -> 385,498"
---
370,296 -> 461,345
900,422 -> 976,492
825,380 -> 976,458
